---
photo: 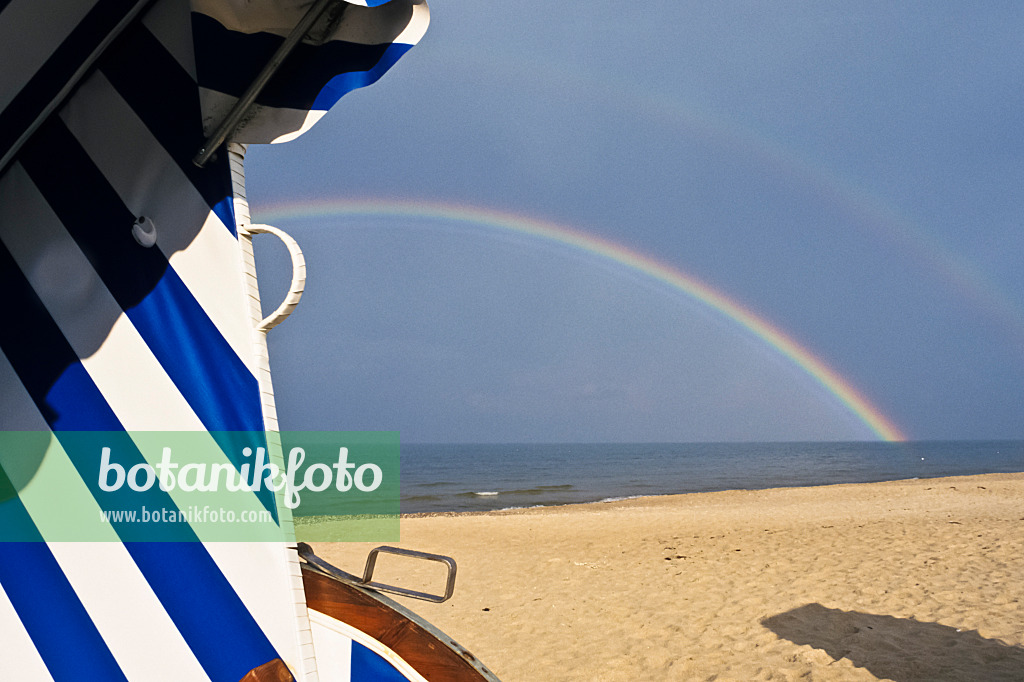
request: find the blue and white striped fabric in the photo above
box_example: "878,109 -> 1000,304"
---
193,0 -> 429,143
0,0 -> 427,680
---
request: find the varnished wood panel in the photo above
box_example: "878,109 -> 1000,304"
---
238,658 -> 295,682
302,567 -> 495,681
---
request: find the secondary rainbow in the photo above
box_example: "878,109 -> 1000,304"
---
256,199 -> 907,441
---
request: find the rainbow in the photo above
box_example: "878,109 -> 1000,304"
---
255,199 -> 907,441
450,55 -> 1024,340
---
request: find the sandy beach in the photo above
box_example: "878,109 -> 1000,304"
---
312,473 -> 1024,681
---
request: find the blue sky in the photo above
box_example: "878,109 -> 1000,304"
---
245,2 -> 1024,442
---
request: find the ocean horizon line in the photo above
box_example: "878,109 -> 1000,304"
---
388,470 -> 1021,519
400,438 -> 1024,446
396,441 -> 1024,514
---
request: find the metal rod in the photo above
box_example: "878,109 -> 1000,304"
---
360,546 -> 458,603
192,0 -> 341,167
297,543 -> 459,603
0,0 -> 156,175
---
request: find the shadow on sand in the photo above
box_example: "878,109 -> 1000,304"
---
762,603 -> 1024,681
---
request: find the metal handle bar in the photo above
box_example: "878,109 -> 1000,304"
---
297,543 -> 458,603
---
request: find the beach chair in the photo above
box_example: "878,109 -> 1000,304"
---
0,1 -> 497,679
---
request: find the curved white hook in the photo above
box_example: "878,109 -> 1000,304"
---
242,223 -> 306,332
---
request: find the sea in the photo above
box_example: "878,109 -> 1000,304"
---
399,441 -> 1024,514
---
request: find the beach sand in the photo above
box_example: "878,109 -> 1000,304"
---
311,473 -> 1024,681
